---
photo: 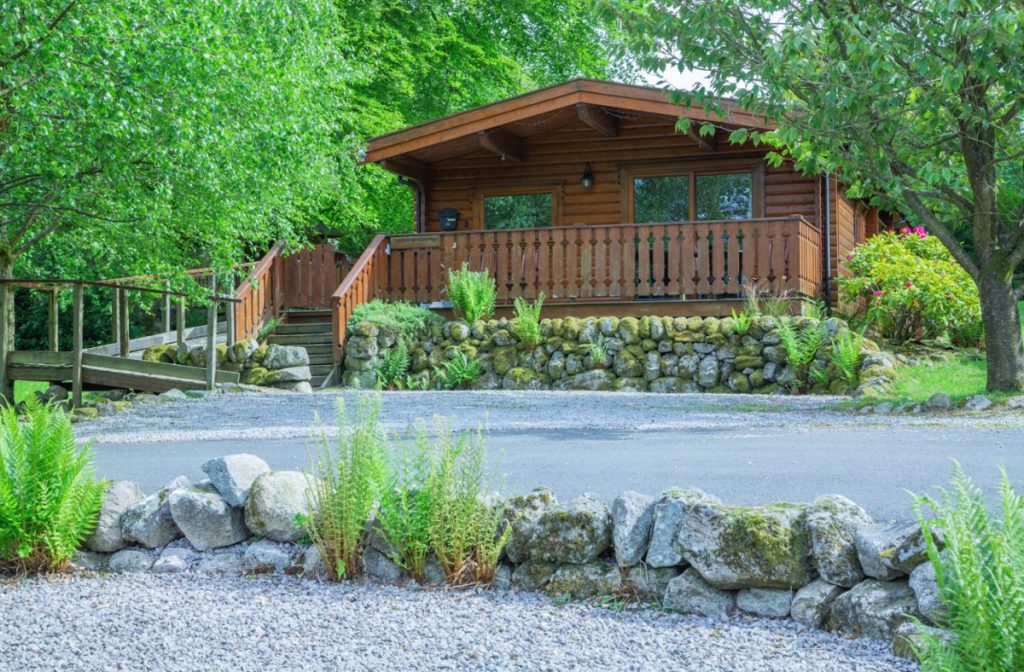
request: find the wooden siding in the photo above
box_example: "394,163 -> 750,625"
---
419,115 -> 821,236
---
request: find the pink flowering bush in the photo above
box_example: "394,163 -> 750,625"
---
837,229 -> 982,346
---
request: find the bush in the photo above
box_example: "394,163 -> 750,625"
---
349,300 -> 443,340
378,420 -> 508,585
838,229 -> 982,346
304,397 -> 388,580
912,465 -> 1024,671
511,293 -> 544,350
0,399 -> 106,573
447,263 -> 496,322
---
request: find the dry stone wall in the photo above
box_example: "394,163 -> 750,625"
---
342,315 -> 898,395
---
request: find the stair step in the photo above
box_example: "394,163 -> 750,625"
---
268,332 -> 332,346
303,344 -> 334,356
282,309 -> 332,324
274,322 -> 332,335
308,356 -> 334,366
309,364 -> 334,376
310,375 -> 328,387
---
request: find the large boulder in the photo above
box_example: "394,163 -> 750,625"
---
527,494 -> 611,565
676,501 -> 813,590
736,588 -> 793,619
646,488 -> 720,568
854,521 -> 932,580
909,559 -> 946,624
244,471 -> 312,543
830,579 -> 919,641
363,547 -> 402,582
265,366 -> 312,384
805,495 -> 872,587
264,344 -> 310,370
545,562 -> 622,599
201,454 -> 272,507
791,579 -> 846,629
611,491 -> 655,566
501,488 -> 556,564
120,476 -> 189,548
663,568 -> 736,619
168,488 -> 249,551
85,480 -> 145,553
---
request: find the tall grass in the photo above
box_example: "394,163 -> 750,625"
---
305,397 -> 388,580
913,465 -> 1024,671
377,419 -> 509,585
0,399 -> 106,573
447,263 -> 496,322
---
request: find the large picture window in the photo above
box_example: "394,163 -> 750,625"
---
483,192 -> 553,230
625,162 -> 763,223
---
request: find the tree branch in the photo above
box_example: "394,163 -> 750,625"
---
0,1 -> 78,68
12,212 -> 66,257
901,188 -> 980,279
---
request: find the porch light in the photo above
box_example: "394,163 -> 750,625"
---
581,163 -> 594,189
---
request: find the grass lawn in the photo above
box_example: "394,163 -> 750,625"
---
13,380 -> 48,405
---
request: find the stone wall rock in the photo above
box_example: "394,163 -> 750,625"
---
85,481 -> 145,553
244,471 -> 312,543
141,339 -> 311,392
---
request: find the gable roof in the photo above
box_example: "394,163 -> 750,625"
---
363,79 -> 773,173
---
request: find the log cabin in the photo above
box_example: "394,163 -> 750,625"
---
234,79 -> 888,380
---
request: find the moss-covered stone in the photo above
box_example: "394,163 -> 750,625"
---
502,367 -> 547,390
618,316 -> 641,344
511,560 -> 558,591
727,372 -> 752,393
491,347 -> 518,375
545,562 -> 623,599
528,494 -> 611,564
142,344 -> 176,364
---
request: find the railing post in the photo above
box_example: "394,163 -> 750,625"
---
163,280 -> 172,334
176,297 -> 186,351
118,287 -> 130,357
0,281 -> 13,404
72,284 -> 83,408
111,284 -> 120,344
48,288 -> 59,352
225,297 -> 236,346
205,276 -> 217,391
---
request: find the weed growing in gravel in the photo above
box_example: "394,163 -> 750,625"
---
0,399 -> 106,573
378,419 -> 509,585
305,397 -> 388,580
911,465 -> 1024,671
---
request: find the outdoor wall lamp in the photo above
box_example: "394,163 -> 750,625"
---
581,163 -> 594,190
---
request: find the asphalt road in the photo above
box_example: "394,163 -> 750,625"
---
81,391 -> 1024,522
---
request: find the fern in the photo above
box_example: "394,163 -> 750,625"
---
830,328 -> 865,389
587,334 -> 609,368
303,397 -> 388,580
511,293 -> 544,350
776,319 -> 826,391
434,352 -> 483,390
375,341 -> 410,390
0,398 -> 106,572
730,309 -> 753,336
912,465 -> 1024,671
447,263 -> 496,322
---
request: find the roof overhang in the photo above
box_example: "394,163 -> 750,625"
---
364,79 -> 774,172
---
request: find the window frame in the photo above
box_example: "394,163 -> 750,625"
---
621,159 -> 765,224
472,184 -> 561,230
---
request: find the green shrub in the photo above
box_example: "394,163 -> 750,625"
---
912,465 -> 1024,671
776,319 -> 826,390
511,293 -> 544,350
304,397 -> 388,580
837,229 -> 982,346
830,328 -> 865,389
434,351 -> 482,390
447,263 -> 496,322
375,341 -> 410,390
0,399 -> 106,573
730,309 -> 752,336
349,300 -> 443,340
256,316 -> 281,343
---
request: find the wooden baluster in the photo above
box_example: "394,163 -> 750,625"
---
163,281 -> 172,334
118,287 -> 130,357
651,225 -> 666,296
571,227 -> 584,299
48,288 -> 59,352
666,226 -> 681,297
636,226 -> 651,297
71,284 -> 83,408
177,297 -> 186,351
621,226 -> 635,299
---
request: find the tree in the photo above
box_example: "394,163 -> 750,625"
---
607,1 -> 1024,391
1,1 -> 345,351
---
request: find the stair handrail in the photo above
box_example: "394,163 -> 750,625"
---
234,241 -> 286,342
330,234 -> 389,364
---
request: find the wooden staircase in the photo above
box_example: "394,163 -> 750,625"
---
266,309 -> 335,387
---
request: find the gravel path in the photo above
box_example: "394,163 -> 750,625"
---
0,574 -> 916,672
76,389 -> 1024,444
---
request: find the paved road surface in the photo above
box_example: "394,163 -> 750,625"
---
80,390 -> 1024,522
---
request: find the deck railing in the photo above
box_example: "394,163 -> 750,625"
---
330,234 -> 389,361
383,216 -> 821,304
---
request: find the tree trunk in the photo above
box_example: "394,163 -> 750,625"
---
978,271 -> 1024,392
0,256 -> 14,403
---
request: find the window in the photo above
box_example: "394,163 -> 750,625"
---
481,192 -> 554,229
696,173 -> 753,220
633,175 -> 689,223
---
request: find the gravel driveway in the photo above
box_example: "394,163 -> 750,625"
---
0,574 -> 916,672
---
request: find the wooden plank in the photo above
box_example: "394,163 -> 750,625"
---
206,276 -> 217,390
8,351 -> 74,366
576,103 -> 619,137
7,365 -> 73,382
82,353 -> 239,384
478,129 -> 524,162
110,285 -> 120,344
72,284 -> 83,408
48,289 -> 59,352
391,235 -> 440,250
83,367 -> 209,393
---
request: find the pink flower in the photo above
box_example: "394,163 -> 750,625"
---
899,226 -> 911,235
873,290 -> 884,297
905,281 -> 913,288
913,226 -> 928,238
